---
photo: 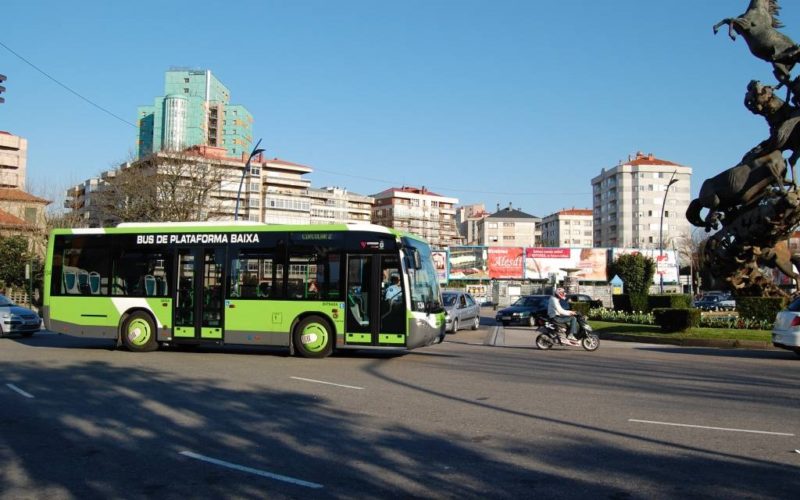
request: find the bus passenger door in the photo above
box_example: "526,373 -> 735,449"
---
345,255 -> 405,346
173,248 -> 225,341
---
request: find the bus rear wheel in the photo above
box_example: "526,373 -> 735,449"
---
121,311 -> 159,352
293,316 -> 333,358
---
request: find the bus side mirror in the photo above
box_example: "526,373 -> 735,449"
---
413,249 -> 422,270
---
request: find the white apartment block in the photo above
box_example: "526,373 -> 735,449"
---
592,152 -> 692,248
475,203 -> 540,247
309,186 -> 374,224
370,186 -> 459,248
541,209 -> 593,247
455,203 -> 489,245
66,146 -> 314,226
0,131 -> 27,189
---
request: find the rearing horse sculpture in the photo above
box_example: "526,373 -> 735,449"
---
714,0 -> 800,93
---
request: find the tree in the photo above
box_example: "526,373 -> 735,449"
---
607,253 -> 656,295
91,151 -> 227,224
0,235 -> 33,288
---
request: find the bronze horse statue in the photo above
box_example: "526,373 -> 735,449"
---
686,149 -> 788,230
714,0 -> 800,97
742,80 -> 800,185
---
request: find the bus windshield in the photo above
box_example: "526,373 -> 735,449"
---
403,237 -> 442,313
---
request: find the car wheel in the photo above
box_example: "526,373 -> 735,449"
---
471,316 -> 480,330
452,318 -> 459,333
293,315 -> 333,358
121,311 -> 159,352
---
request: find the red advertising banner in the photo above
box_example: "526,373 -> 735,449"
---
488,247 -> 524,279
527,248 -> 571,259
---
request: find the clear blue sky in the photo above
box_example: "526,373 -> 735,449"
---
1,0 -> 795,216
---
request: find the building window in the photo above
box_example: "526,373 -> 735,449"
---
184,78 -> 190,83
184,88 -> 189,94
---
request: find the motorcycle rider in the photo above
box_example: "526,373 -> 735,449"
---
548,287 -> 578,342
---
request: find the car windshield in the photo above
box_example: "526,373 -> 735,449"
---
512,296 -> 544,307
442,294 -> 457,306
0,295 -> 14,307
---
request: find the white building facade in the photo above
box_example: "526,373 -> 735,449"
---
592,152 -> 692,248
541,209 -> 593,247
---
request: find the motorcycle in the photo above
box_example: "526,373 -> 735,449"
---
534,313 -> 599,351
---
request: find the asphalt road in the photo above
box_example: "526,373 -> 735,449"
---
1,324 -> 799,499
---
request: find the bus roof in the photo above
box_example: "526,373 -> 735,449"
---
51,222 -> 400,237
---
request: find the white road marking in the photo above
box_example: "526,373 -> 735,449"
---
629,419 -> 794,436
290,376 -> 364,390
179,451 -> 323,489
6,383 -> 34,399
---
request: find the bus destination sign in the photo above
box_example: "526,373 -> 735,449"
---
136,233 -> 260,245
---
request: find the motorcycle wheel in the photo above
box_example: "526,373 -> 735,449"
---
536,333 -> 554,350
582,334 -> 600,352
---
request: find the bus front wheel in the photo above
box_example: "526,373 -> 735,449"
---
293,316 -> 333,358
121,311 -> 159,352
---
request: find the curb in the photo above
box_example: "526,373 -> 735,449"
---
598,333 -> 776,350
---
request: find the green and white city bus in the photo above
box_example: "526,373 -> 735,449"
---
43,222 -> 445,358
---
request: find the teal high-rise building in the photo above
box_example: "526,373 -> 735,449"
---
137,69 -> 253,159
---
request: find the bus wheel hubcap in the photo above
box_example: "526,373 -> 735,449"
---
128,319 -> 151,345
300,323 -> 327,352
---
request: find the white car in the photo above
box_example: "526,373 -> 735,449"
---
771,298 -> 800,357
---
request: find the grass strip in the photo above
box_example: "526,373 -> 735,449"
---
589,320 -> 772,342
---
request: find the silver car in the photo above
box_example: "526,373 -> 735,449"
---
772,296 -> 800,357
0,294 -> 41,337
442,291 -> 481,333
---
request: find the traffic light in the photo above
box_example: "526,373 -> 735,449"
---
0,74 -> 5,104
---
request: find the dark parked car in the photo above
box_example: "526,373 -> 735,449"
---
566,293 -> 603,309
495,295 -> 549,327
0,294 -> 41,337
693,294 -> 736,311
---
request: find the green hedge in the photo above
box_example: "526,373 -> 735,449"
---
613,293 -> 649,313
569,302 -> 590,316
652,308 -> 701,332
736,297 -> 787,323
648,294 -> 691,309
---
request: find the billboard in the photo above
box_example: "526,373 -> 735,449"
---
524,248 -> 607,281
431,250 -> 448,283
488,247 -> 524,279
448,246 -> 489,280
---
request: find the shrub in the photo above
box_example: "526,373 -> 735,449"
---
612,294 -> 632,312
652,308 -> 701,332
648,294 -> 692,309
570,302 -> 590,316
607,253 -> 655,295
736,296 -> 787,323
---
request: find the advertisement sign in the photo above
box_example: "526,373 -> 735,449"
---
466,284 -> 488,304
488,247 -> 524,279
431,250 -> 448,283
611,248 -> 679,284
448,246 -> 489,280
524,248 -> 608,281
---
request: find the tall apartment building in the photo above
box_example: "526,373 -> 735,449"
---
370,186 -> 459,248
592,152 -> 692,248
455,203 -> 488,245
0,131 -> 27,189
138,69 -> 253,159
309,187 -> 374,225
475,203 -> 540,247
541,209 -> 593,247
66,146 -> 313,226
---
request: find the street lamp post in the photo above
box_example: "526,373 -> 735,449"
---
659,170 -> 679,294
234,139 -> 265,221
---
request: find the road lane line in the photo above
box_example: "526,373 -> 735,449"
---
629,419 -> 794,436
290,376 -> 364,390
6,383 -> 34,399
179,451 -> 323,489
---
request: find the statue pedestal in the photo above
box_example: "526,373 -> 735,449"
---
561,268 -> 580,294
